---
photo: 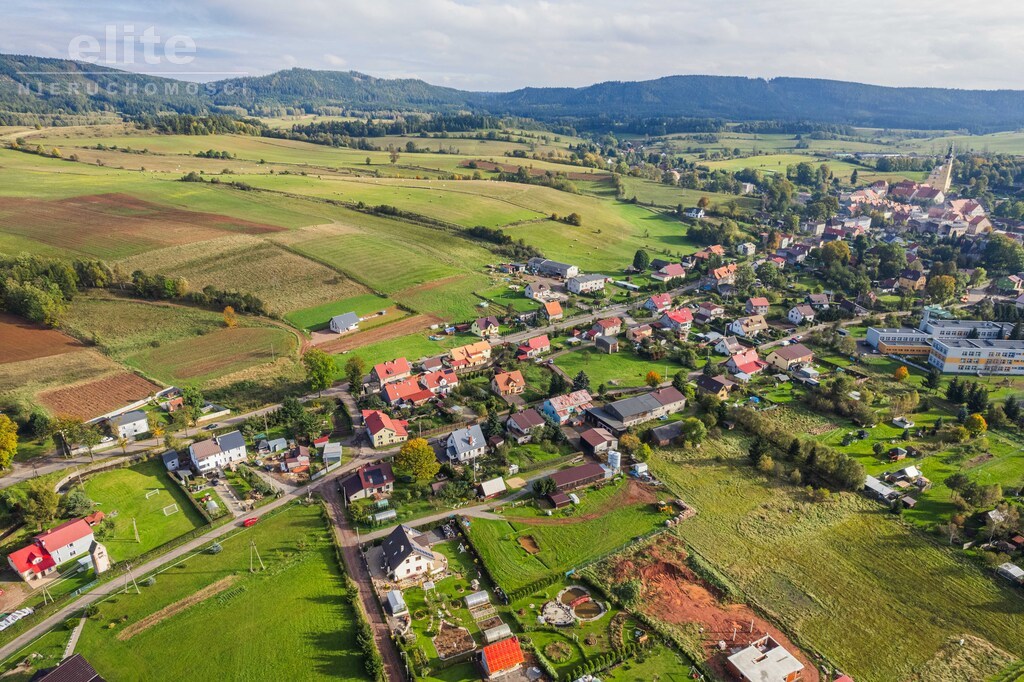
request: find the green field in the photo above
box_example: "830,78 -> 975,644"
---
73,502 -> 365,681
616,176 -> 759,212
467,478 -> 668,591
284,293 -> 395,330
554,345 -> 688,389
82,458 -> 206,561
649,436 -> 1024,682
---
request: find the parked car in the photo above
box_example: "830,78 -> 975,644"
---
242,517 -> 260,527
204,423 -> 219,431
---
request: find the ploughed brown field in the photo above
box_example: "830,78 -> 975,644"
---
0,193 -> 285,258
0,313 -> 86,364
38,371 -> 161,420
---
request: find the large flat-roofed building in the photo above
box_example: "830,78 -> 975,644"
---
585,387 -> 686,433
919,318 -> 1011,340
864,327 -> 933,355
928,338 -> 1024,375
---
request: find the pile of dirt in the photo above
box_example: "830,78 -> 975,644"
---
517,535 -> 540,554
433,621 -> 476,659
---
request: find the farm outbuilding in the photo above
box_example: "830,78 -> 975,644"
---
465,590 -> 490,609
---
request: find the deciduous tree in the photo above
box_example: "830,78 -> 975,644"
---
303,348 -> 336,396
396,438 -> 440,482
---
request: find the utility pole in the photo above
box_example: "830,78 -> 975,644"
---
124,564 -> 140,594
250,539 -> 265,572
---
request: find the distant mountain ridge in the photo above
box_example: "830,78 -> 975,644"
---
5,53 -> 1024,131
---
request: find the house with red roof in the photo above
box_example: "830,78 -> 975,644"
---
694,244 -> 726,260
492,370 -> 526,396
658,308 -> 693,336
746,297 -> 770,316
644,293 -> 673,313
480,637 -> 525,678
372,358 -> 412,386
383,377 -> 434,407
651,263 -> 686,283
420,369 -> 459,395
588,317 -> 622,338
516,335 -> 550,360
726,349 -> 768,376
363,410 -> 408,448
8,518 -> 96,582
543,300 -> 563,321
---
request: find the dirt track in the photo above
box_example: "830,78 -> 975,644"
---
117,575 -> 237,640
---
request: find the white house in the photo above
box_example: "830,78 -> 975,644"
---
446,424 -> 487,463
381,525 -> 447,581
109,410 -> 148,439
567,274 -> 606,295
329,312 -> 360,334
736,242 -> 756,257
188,430 -> 247,473
788,305 -> 815,325
7,518 -> 96,582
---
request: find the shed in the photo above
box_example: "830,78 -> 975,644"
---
160,450 -> 180,472
322,442 -> 342,464
595,335 -> 619,354
631,462 -> 649,476
900,496 -> 917,509
464,590 -> 490,609
387,589 -> 408,616
479,477 -> 507,499
548,491 -> 572,509
483,623 -> 513,644
372,509 -> 398,523
267,438 -> 287,453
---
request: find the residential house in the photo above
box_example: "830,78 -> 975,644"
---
766,343 -> 815,371
381,525 -> 446,581
446,424 -> 487,463
652,263 -> 686,283
329,312 -> 360,334
658,308 -> 694,336
580,427 -> 618,457
420,369 -> 459,395
595,335 -> 619,354
626,324 -> 653,342
472,316 -> 500,338
587,387 -> 687,433
589,317 -> 622,338
788,305 -> 815,325
550,462 -> 606,491
806,293 -> 830,309
492,370 -> 526,396
695,301 -> 725,324
280,444 -> 311,474
839,299 -> 869,317
542,390 -> 593,425
449,341 -> 492,369
715,335 -> 745,355
363,410 -> 409,448
340,463 -> 395,505
728,315 -> 769,338
526,258 -> 579,279
32,654 -> 104,682
726,349 -> 768,376
736,242 -> 756,257
161,450 -> 180,471
746,297 -> 770,316
694,244 -> 726,261
189,431 -> 247,473
644,293 -> 673,313
505,408 -> 546,443
524,282 -> 554,301
683,207 -> 705,219
567,274 -> 606,295
516,335 -> 550,360
108,410 -> 148,440
372,358 -> 412,386
542,301 -> 563,321
707,263 -> 739,290
695,375 -> 735,400
726,635 -> 804,682
8,517 -> 97,582
898,269 -> 927,291
383,377 -> 434,407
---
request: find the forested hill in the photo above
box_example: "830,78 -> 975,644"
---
6,52 -> 1024,131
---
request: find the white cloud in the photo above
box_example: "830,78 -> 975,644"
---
5,0 -> 1024,90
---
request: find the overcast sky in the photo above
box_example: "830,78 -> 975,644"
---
5,0 -> 1024,91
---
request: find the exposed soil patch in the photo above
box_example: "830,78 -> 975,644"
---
432,620 -> 476,659
517,535 -> 540,554
0,193 -> 284,257
607,537 -> 819,681
965,453 -> 994,468
117,575 -> 237,640
515,481 -> 657,526
0,313 -> 85,364
38,371 -> 161,419
313,314 -> 442,354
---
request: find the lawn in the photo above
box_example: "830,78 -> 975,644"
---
649,436 -> 1024,682
466,478 -> 668,591
82,458 -> 206,561
74,502 -> 366,681
335,331 -> 471,371
616,176 -> 759,213
284,293 -> 395,331
554,345 -> 687,389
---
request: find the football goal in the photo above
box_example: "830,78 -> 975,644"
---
145,489 -> 160,499
162,503 -> 179,516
